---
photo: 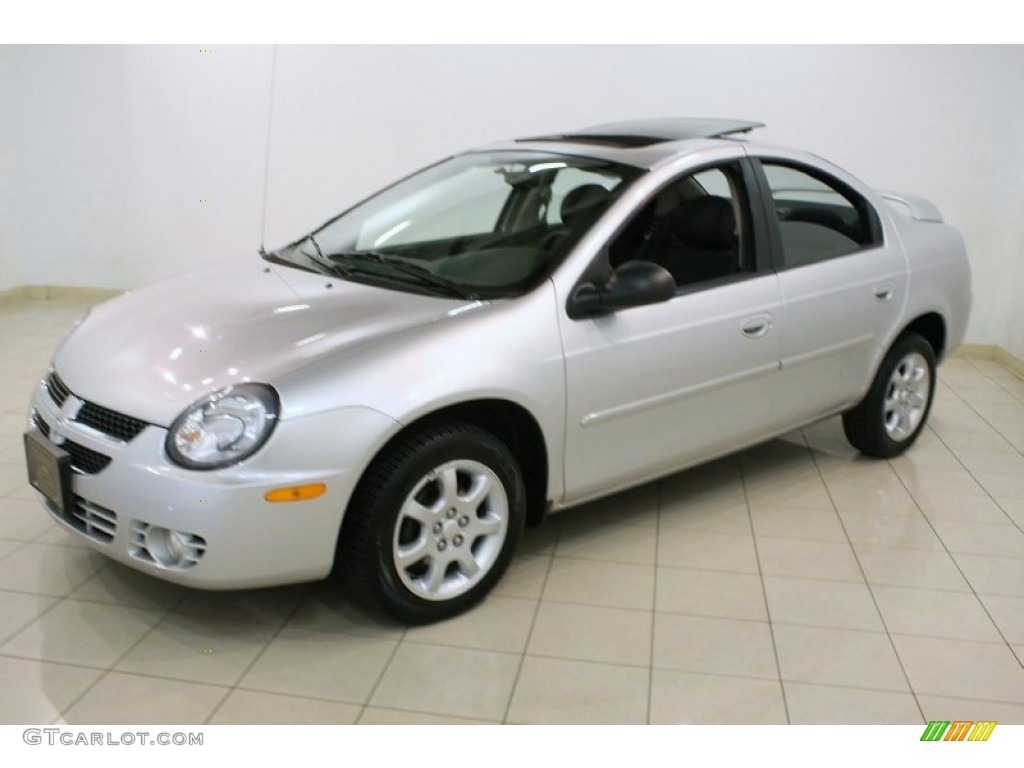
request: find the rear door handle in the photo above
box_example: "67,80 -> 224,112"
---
873,282 -> 895,301
740,314 -> 773,338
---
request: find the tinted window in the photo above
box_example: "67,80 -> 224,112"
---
762,162 -> 880,268
275,152 -> 638,298
609,163 -> 752,289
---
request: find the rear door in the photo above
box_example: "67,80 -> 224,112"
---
749,156 -> 908,424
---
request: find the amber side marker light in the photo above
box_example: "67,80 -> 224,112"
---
265,484 -> 326,503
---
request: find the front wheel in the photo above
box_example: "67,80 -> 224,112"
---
842,333 -> 936,458
337,420 -> 525,624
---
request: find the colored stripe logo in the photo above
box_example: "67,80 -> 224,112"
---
921,721 -> 996,741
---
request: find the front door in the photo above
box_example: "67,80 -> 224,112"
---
558,274 -> 783,503
555,161 -> 784,504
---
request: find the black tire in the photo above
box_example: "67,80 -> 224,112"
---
337,419 -> 525,624
842,333 -> 936,458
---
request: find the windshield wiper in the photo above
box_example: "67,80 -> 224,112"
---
297,235 -> 352,279
260,246 -> 322,275
331,251 -> 476,300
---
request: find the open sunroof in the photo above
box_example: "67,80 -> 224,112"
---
520,118 -> 765,148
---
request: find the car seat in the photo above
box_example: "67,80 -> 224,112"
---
652,196 -> 739,285
560,184 -> 612,228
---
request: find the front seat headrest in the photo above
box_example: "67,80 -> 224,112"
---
672,196 -> 736,251
560,184 -> 612,228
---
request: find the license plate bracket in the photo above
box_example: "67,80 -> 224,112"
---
24,429 -> 74,515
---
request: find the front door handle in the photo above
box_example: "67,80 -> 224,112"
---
740,314 -> 773,338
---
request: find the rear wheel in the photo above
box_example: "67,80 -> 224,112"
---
842,333 -> 936,458
338,420 -> 525,623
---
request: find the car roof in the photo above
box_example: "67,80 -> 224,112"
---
473,118 -> 765,170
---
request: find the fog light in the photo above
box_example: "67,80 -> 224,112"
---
145,526 -> 189,568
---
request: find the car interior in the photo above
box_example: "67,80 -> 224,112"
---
607,169 -> 747,290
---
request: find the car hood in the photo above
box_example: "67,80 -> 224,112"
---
53,257 -> 476,426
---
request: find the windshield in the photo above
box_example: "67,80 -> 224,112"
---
270,151 -> 639,298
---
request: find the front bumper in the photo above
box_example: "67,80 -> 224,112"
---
27,373 -> 399,589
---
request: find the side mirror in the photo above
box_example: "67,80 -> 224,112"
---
567,260 -> 676,319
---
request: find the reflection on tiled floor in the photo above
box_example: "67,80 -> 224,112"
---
2,295 -> 1023,725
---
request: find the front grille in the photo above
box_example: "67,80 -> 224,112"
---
31,412 -> 112,475
76,401 -> 148,442
45,370 -> 71,406
71,498 -> 117,542
63,442 -> 112,474
43,370 -> 149,443
45,496 -> 117,543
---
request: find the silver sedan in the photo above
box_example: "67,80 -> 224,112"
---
25,118 -> 971,622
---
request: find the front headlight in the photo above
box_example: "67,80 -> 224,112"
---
166,383 -> 280,470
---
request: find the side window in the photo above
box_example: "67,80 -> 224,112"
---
761,162 -> 881,268
608,163 -> 752,289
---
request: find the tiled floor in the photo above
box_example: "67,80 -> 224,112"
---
2,295 -> 1023,724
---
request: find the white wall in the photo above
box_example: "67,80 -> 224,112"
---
0,47 -> 26,291
988,116 -> 1024,361
2,45 -> 273,287
2,44 -> 1023,355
